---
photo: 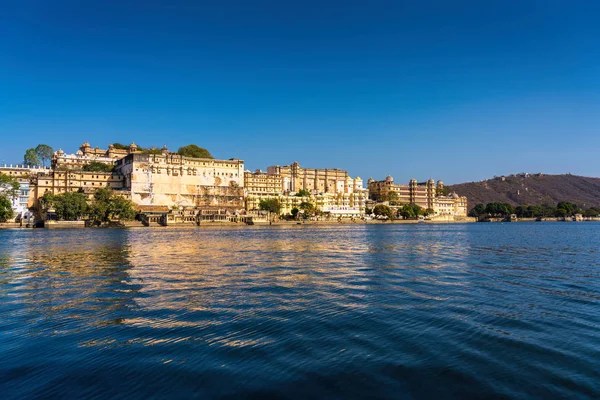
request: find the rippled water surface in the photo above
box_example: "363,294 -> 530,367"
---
1,223 -> 600,399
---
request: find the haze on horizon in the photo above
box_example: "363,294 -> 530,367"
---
1,0 -> 599,184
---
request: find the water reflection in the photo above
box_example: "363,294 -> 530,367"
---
1,224 -> 600,399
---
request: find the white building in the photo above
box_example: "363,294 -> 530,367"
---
11,182 -> 34,223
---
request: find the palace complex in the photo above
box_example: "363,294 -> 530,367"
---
0,141 -> 468,223
367,175 -> 468,218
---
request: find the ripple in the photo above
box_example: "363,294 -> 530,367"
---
1,223 -> 600,399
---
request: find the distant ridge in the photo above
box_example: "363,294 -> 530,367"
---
447,174 -> 600,210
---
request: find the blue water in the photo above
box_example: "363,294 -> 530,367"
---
1,223 -> 600,399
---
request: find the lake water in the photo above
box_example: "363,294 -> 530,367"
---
1,223 -> 600,399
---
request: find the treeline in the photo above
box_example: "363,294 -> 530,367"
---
21,143 -> 214,169
0,173 -> 20,222
469,202 -> 600,219
40,187 -> 136,224
113,143 -> 213,158
367,204 -> 433,220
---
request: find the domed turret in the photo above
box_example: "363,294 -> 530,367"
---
79,142 -> 91,155
129,142 -> 138,153
385,175 -> 394,183
367,177 -> 375,184
108,143 -> 114,150
161,144 -> 169,154
55,149 -> 64,156
76,149 -> 83,156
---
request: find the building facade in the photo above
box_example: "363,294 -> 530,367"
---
244,170 -> 283,196
31,170 -> 127,200
114,152 -> 245,209
432,193 -> 468,217
267,161 -> 362,195
367,176 -> 444,210
52,142 -> 142,170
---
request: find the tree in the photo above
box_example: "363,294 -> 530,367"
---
291,207 -> 299,219
0,173 -> 20,200
373,204 -> 393,219
398,204 -> 424,219
112,143 -> 130,150
436,186 -> 450,196
386,191 -> 399,202
469,204 -> 486,218
295,189 -> 311,197
514,205 -> 531,218
484,202 -> 514,217
299,201 -> 315,218
142,147 -> 163,155
556,201 -> 579,217
177,144 -> 213,159
259,198 -> 281,214
42,191 -> 88,221
35,144 -> 54,167
0,195 -> 13,222
88,187 -> 136,224
23,148 -> 40,166
82,161 -> 114,172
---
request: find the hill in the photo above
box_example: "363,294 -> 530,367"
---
447,174 -> 600,210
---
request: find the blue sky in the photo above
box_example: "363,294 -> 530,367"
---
1,0 -> 599,183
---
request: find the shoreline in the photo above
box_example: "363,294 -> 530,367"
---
6,218 -> 600,230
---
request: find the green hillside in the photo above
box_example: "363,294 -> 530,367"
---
448,174 -> 600,210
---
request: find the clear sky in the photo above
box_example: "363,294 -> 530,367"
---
2,0 -> 599,183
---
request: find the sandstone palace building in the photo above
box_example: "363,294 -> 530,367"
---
367,175 -> 468,218
0,141 -> 468,223
114,152 -> 245,209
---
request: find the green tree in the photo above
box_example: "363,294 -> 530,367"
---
23,148 -> 40,166
82,161 -> 114,172
259,198 -> 281,214
485,202 -> 514,217
290,207 -> 299,219
469,203 -> 486,218
43,191 -> 89,221
0,195 -> 13,222
436,186 -> 450,196
398,204 -> 424,219
514,205 -> 531,218
373,204 -> 393,219
386,191 -> 399,202
88,187 -> 136,224
556,201 -> 579,217
299,201 -> 315,218
177,144 -> 213,159
35,144 -> 54,167
0,173 -> 20,200
295,189 -> 311,197
112,143 -> 130,150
